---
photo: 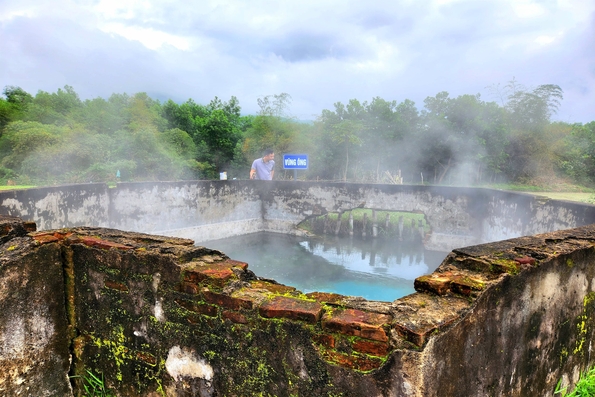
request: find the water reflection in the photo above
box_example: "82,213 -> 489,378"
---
197,232 -> 447,302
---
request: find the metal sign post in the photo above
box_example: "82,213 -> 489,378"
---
282,154 -> 308,180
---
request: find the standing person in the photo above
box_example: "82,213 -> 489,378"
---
250,149 -> 275,180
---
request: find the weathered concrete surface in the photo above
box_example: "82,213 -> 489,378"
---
0,216 -> 72,396
108,181 -> 263,239
2,181 -> 595,251
2,215 -> 595,396
0,184 -> 109,231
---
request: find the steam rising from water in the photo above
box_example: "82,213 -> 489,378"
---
202,232 -> 447,301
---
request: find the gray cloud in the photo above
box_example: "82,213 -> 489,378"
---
0,0 -> 593,122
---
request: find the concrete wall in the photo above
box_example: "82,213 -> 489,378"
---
108,181 -> 263,241
0,217 -> 72,396
2,216 -> 595,396
0,184 -> 110,231
1,181 -> 595,250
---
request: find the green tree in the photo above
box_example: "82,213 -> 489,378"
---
162,96 -> 245,178
558,122 -> 595,185
24,85 -> 83,126
500,80 -> 564,183
76,95 -> 130,134
242,93 -> 299,173
0,86 -> 33,135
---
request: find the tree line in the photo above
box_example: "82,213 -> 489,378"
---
0,81 -> 593,187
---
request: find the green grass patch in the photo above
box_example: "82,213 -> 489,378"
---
555,366 -> 595,396
483,183 -> 595,194
0,185 -> 36,191
71,369 -> 115,397
324,209 -> 425,225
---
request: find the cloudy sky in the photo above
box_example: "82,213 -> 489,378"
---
1,0 -> 594,122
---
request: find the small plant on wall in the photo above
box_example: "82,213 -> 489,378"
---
555,366 -> 595,396
72,370 -> 115,397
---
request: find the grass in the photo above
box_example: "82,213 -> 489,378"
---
71,370 -> 115,397
482,182 -> 595,204
555,366 -> 595,396
529,192 -> 595,204
325,208 -> 426,224
0,185 -> 36,191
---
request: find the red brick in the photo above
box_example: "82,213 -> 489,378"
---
259,296 -> 323,323
53,231 -> 72,239
77,236 -> 132,250
352,339 -> 389,356
321,308 -> 391,342
320,349 -> 383,372
178,281 -> 200,295
184,265 -> 235,287
104,280 -> 129,292
221,259 -> 249,270
249,280 -> 296,294
515,256 -> 536,265
31,231 -> 73,245
32,234 -> 60,244
306,292 -> 346,305
135,351 -> 157,366
222,310 -> 248,324
174,299 -> 218,317
202,288 -> 253,310
311,333 -> 335,348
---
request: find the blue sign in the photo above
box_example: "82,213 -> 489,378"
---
283,154 -> 309,170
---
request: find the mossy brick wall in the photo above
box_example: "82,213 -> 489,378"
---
2,182 -> 595,252
3,215 -> 595,396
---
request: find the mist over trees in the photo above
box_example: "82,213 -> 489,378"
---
0,82 -> 593,188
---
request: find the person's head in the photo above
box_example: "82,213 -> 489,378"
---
263,148 -> 274,162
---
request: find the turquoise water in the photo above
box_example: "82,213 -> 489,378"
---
198,232 -> 447,302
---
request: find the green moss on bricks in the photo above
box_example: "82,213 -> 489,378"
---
573,292 -> 595,355
566,258 -> 575,268
492,258 -> 520,275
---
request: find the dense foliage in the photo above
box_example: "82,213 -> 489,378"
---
0,82 -> 593,188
